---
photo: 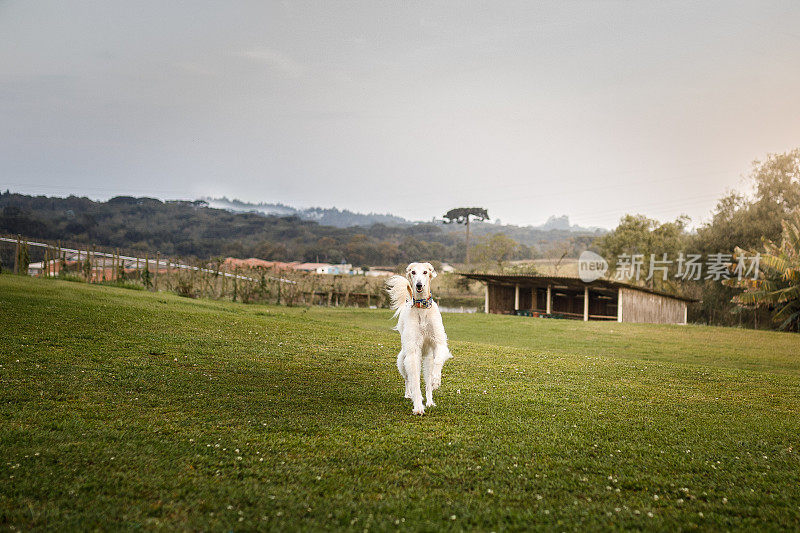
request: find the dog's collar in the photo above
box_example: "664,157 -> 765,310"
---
412,295 -> 433,309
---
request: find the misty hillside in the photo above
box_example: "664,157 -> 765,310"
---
203,197 -> 410,228
204,197 -> 606,247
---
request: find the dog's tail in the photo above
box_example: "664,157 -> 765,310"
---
386,275 -> 412,318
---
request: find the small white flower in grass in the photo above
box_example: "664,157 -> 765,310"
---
487,489 -> 494,495
722,497 -> 728,504
450,515 -> 457,521
236,456 -> 242,460
677,499 -> 684,504
456,389 -> 461,394
698,512 -> 704,518
227,505 -> 233,510
647,512 -> 654,518
653,495 -> 659,501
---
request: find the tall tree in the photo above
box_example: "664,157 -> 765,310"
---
594,214 -> 690,290
472,233 -> 519,273
443,207 -> 489,265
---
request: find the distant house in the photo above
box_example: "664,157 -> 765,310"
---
294,262 -> 334,274
460,273 -> 696,325
222,258 -> 298,270
318,263 -> 363,275
365,269 -> 394,277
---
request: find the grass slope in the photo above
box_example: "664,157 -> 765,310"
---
1,275 -> 799,531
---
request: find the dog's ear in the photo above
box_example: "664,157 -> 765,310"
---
424,262 -> 437,279
405,263 -> 414,280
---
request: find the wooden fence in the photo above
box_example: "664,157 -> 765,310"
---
1,234 -> 389,308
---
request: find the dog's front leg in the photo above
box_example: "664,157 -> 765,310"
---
403,348 -> 424,415
431,345 -> 452,390
423,352 -> 436,407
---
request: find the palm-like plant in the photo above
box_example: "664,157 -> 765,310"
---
727,217 -> 800,331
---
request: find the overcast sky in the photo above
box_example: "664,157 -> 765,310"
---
2,1 -> 799,228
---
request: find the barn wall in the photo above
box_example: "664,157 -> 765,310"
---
621,288 -> 686,324
488,284 -> 515,314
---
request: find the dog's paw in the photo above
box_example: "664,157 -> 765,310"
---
431,375 -> 441,390
425,399 -> 436,407
404,392 -> 412,399
412,406 -> 425,416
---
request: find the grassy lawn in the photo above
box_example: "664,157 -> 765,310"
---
1,275 -> 799,531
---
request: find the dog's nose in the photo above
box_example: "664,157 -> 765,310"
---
415,283 -> 423,291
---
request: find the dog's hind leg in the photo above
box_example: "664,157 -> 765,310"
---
397,350 -> 411,398
403,348 -> 424,415
423,350 -> 436,407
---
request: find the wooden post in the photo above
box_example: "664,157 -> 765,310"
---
465,217 -> 471,265
514,283 -> 520,312
115,248 -> 120,280
154,252 -> 160,290
92,245 -> 96,282
484,284 -> 489,314
583,286 -> 589,322
546,284 -> 552,315
617,288 -> 623,323
13,235 -> 19,274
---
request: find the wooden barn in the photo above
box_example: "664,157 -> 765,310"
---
460,274 -> 695,325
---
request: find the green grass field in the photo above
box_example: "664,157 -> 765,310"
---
2,275 -> 799,531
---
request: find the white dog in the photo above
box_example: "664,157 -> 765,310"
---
386,262 -> 453,415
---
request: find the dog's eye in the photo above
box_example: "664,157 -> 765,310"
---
423,271 -> 427,275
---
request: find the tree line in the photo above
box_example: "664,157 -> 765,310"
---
594,148 -> 800,330
0,193 -> 551,268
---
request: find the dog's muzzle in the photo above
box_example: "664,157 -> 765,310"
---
415,283 -> 423,292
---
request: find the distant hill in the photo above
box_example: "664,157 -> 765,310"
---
0,192 -> 605,268
204,197 -> 606,244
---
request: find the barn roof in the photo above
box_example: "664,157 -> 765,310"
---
459,273 -> 698,303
